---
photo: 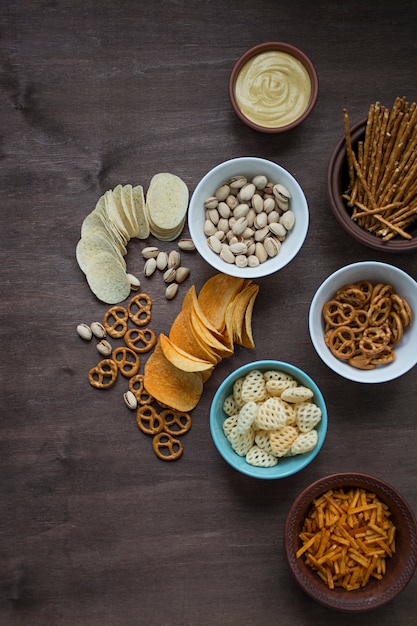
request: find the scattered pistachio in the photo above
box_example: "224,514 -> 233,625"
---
91,321 -> 106,339
77,323 -> 93,341
142,246 -> 160,259
163,268 -> 176,283
144,257 -> 157,277
178,238 -> 196,251
97,339 -> 112,356
175,267 -> 190,283
156,251 -> 168,271
168,250 -> 181,269
165,283 -> 179,300
127,273 -> 140,291
124,390 -> 137,410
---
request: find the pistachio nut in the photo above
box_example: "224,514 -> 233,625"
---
163,268 -> 177,283
280,210 -> 295,231
175,267 -> 190,283
124,390 -> 137,410
204,196 -> 219,210
165,283 -> 179,300
77,323 -> 93,341
214,184 -> 230,201
168,250 -> 181,269
97,339 -> 112,357
177,238 -> 196,251
91,321 -> 106,339
156,251 -> 168,271
142,246 -> 160,259
127,273 -> 141,290
144,257 -> 157,277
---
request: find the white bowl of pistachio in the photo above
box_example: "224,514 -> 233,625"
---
188,157 -> 309,278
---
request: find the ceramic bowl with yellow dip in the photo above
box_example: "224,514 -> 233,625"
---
229,42 -> 319,133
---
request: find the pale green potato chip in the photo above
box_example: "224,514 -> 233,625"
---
131,184 -> 150,239
85,251 -> 131,304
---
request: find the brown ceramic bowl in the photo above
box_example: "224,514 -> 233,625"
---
229,42 -> 319,133
327,118 -> 417,252
284,472 -> 417,612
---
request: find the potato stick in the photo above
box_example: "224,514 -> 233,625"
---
316,528 -> 330,560
349,552 -> 369,569
368,522 -> 388,536
348,503 -> 378,515
330,533 -> 350,547
296,532 -> 319,558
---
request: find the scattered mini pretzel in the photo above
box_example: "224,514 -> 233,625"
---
124,328 -> 156,353
129,373 -> 155,405
161,409 -> 192,436
88,359 -> 118,389
112,346 -> 140,377
136,405 -> 164,435
103,305 -> 129,338
128,293 -> 152,327
152,432 -> 183,461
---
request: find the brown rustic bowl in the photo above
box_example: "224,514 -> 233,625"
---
229,42 -> 319,133
327,118 -> 417,252
284,472 -> 417,612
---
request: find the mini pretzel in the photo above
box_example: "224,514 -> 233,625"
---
367,296 -> 391,326
129,374 -> 154,405
322,300 -> 356,327
348,353 -> 375,370
128,293 -> 152,327
388,311 -> 404,344
124,328 -> 157,353
103,305 -> 129,338
136,405 -> 163,435
327,326 -> 356,359
391,294 -> 412,326
88,359 -> 118,388
112,347 -> 140,377
359,326 -> 390,356
336,285 -> 368,307
152,432 -> 183,461
370,347 -> 395,365
161,409 -> 192,436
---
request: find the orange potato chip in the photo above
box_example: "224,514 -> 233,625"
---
197,274 -> 246,332
159,333 -> 214,373
169,289 -> 220,364
144,341 -> 203,412
226,282 -> 259,349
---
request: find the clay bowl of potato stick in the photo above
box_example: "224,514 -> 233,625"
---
284,472 -> 417,612
327,97 -> 417,252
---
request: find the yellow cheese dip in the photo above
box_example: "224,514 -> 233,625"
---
234,50 -> 312,128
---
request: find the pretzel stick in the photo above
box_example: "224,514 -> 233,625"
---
352,202 -> 401,219
343,108 -> 356,193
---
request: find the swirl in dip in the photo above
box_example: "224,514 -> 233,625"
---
234,50 -> 312,129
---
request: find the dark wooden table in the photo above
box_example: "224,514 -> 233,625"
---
1,1 -> 417,624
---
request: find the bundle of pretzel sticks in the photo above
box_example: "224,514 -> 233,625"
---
343,97 -> 417,240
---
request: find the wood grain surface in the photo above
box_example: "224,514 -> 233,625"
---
1,1 -> 417,625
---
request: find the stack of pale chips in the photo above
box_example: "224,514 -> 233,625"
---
76,173 -> 189,304
144,274 -> 259,412
146,173 -> 189,241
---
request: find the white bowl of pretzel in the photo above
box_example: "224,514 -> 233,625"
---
328,98 -> 417,252
309,261 -> 417,383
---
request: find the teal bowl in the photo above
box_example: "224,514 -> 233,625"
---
209,360 -> 327,479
